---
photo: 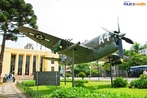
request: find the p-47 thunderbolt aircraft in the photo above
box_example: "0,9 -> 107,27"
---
18,22 -> 133,65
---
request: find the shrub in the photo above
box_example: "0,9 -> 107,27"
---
74,80 -> 88,83
113,77 -> 128,87
78,72 -> 86,79
129,74 -> 147,89
139,74 -> 147,79
129,77 -> 147,89
66,73 -> 71,78
75,82 -> 85,87
21,80 -> 35,86
74,80 -> 88,87
50,87 -> 145,98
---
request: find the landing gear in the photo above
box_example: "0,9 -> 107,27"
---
109,57 -> 113,87
72,49 -> 75,87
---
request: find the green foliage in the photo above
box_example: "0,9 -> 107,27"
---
74,80 -> 88,87
0,0 -> 38,75
21,80 -> 35,86
130,42 -> 147,53
66,73 -> 71,78
60,79 -> 88,84
75,82 -> 85,87
19,81 -> 147,98
74,63 -> 90,76
17,82 -> 45,97
60,78 -> 72,82
139,74 -> 147,79
113,77 -> 128,87
0,0 -> 38,35
102,62 -> 110,71
74,80 -> 88,83
119,49 -> 147,71
129,74 -> 147,89
50,87 -> 144,98
78,72 -> 86,79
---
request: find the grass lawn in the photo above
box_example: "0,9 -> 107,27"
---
85,82 -> 147,96
30,82 -> 72,95
30,81 -> 147,97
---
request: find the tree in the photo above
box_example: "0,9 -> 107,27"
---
119,49 -> 147,76
74,62 -> 101,77
130,42 -> 147,53
118,42 -> 147,76
74,63 -> 90,76
0,0 -> 38,78
24,43 -> 34,49
78,72 -> 86,79
90,61 -> 102,76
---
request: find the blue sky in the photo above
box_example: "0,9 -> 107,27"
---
1,0 -> 147,50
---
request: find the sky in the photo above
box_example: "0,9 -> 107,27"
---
1,0 -> 147,50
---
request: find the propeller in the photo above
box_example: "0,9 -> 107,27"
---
116,17 -> 124,61
102,17 -> 134,63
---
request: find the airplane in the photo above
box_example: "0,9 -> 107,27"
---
18,20 -> 134,65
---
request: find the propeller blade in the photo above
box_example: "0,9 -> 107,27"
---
122,37 -> 134,44
117,16 -> 120,33
102,27 -> 114,33
118,38 -> 123,59
102,27 -> 126,38
102,27 -> 121,36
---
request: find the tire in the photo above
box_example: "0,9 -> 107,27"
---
12,77 -> 15,82
3,77 -> 6,83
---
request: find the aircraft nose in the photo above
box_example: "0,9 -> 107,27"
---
119,33 -> 126,38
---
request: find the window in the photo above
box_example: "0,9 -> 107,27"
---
51,60 -> 54,64
25,55 -> 30,75
51,67 -> 54,71
33,56 -> 36,75
10,54 -> 16,73
40,56 -> 43,71
18,55 -> 23,75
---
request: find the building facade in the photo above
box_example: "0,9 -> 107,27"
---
139,49 -> 147,55
1,47 -> 59,77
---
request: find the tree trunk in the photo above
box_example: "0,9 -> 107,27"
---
0,29 -> 7,79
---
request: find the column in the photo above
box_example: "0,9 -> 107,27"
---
29,54 -> 33,76
22,54 -> 26,76
49,60 -> 52,71
54,61 -> 58,71
14,53 -> 19,76
46,60 -> 50,71
36,55 -> 40,71
43,57 -> 46,71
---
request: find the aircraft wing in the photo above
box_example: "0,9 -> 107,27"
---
18,26 -> 94,64
59,44 -> 94,64
18,26 -> 73,52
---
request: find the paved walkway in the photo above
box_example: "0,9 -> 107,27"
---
0,82 -> 27,98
